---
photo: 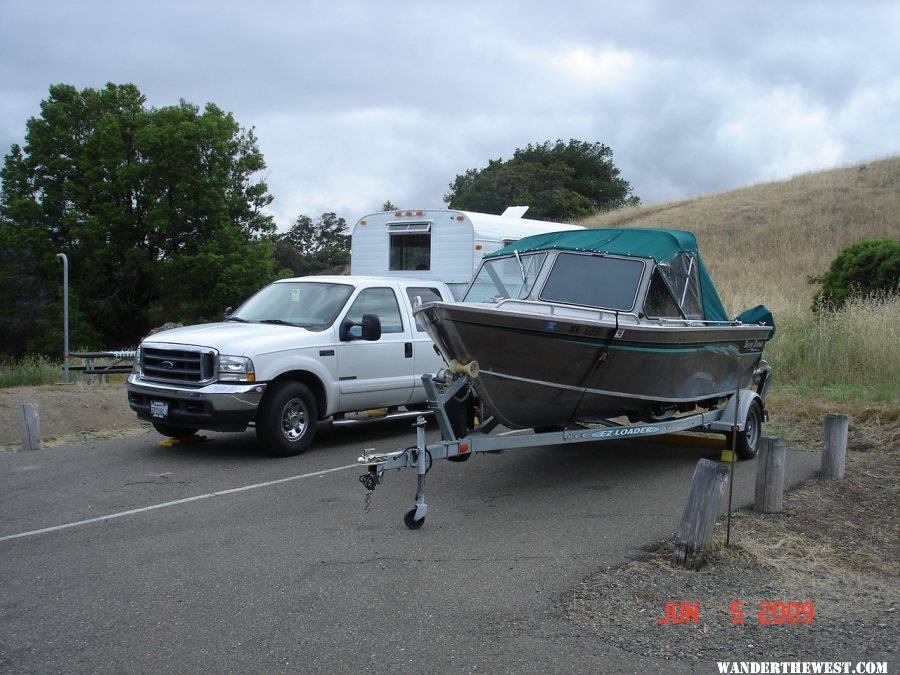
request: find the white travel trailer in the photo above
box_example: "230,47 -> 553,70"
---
350,207 -> 584,298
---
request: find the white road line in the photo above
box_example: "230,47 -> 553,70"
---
0,463 -> 358,543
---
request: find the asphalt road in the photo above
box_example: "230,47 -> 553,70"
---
1,421 -> 822,673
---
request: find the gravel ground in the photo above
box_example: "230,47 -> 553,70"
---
566,449 -> 899,666
0,383 -> 144,451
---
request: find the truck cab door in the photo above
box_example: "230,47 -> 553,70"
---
336,286 -> 416,410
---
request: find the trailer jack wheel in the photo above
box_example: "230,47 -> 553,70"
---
403,508 -> 426,529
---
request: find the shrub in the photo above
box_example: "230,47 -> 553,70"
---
810,238 -> 900,311
0,355 -> 61,388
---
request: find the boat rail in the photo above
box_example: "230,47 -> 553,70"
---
490,298 -> 641,325
654,317 -> 742,327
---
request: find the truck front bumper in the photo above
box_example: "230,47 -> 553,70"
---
127,375 -> 267,432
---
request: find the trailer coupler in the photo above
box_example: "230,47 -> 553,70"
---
359,416 -> 432,526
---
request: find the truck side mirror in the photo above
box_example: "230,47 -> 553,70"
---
340,313 -> 382,342
223,306 -> 233,320
360,313 -> 382,341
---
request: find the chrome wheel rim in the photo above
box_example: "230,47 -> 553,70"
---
281,397 -> 308,442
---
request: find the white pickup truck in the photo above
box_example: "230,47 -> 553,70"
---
127,276 -> 453,455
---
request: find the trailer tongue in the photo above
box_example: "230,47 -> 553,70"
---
358,362 -> 768,529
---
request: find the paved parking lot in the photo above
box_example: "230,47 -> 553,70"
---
0,423 -> 821,673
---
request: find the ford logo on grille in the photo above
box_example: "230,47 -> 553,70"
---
161,360 -> 175,369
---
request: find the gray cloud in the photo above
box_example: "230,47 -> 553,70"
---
2,0 -> 898,229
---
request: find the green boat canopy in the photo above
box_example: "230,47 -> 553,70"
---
490,228 -> 735,323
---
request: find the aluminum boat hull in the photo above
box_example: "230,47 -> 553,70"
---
417,301 -> 772,430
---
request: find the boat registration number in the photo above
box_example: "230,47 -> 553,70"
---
150,400 -> 169,419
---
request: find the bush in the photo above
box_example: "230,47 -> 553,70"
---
0,355 -> 61,388
810,238 -> 900,311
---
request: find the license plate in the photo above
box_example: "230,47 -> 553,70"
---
150,400 -> 169,418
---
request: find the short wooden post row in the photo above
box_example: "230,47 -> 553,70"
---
19,403 -> 41,452
821,413 -> 849,481
673,458 -> 730,569
754,436 -> 786,513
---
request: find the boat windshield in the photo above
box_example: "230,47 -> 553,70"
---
228,282 -> 354,329
540,253 -> 644,311
656,251 -> 703,320
464,252 -> 547,302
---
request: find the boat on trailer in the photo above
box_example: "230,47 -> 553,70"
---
359,227 -> 776,529
418,228 -> 774,429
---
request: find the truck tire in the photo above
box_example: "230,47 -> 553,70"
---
152,422 -> 199,439
257,381 -> 318,457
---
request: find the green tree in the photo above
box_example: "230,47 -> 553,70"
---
381,200 -> 398,212
0,83 -> 276,356
274,212 -> 350,277
444,139 -> 638,221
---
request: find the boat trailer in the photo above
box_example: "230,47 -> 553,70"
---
358,361 -> 768,529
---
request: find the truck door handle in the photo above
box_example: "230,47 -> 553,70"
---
405,342 -> 413,358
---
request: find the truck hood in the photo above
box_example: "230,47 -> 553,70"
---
141,322 -> 328,356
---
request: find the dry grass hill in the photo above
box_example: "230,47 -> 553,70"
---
580,156 -> 900,315
580,156 -> 900,408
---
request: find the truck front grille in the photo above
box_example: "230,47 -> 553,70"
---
141,347 -> 216,384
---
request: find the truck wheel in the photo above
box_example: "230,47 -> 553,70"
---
152,422 -> 199,439
726,399 -> 763,461
257,381 -> 318,457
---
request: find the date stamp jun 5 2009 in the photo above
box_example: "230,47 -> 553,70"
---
657,601 -> 816,625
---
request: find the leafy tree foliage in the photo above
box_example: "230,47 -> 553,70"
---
273,212 -> 350,277
381,200 -> 398,212
444,139 -> 638,221
0,83 -> 276,356
810,238 -> 900,311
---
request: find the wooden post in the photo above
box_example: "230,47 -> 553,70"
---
673,459 -> 730,569
754,436 -> 786,513
19,403 -> 41,451
821,413 -> 849,481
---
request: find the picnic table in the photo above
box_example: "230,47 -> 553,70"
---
69,351 -> 136,384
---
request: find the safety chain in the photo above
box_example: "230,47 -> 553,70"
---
359,469 -> 383,513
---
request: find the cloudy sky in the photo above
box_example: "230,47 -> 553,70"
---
2,0 -> 898,230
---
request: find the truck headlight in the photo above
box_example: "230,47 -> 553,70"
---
132,346 -> 142,374
218,355 -> 256,382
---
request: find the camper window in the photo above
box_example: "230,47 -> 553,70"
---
388,223 -> 431,271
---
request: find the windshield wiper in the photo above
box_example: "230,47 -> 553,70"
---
258,319 -> 298,326
225,316 -> 248,323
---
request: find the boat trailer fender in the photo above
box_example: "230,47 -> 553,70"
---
705,390 -> 763,433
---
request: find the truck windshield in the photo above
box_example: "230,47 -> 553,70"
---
464,252 -> 547,303
228,282 -> 354,329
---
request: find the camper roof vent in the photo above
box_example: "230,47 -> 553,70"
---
387,222 -> 431,233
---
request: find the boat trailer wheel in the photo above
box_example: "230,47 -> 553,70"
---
403,508 -> 425,529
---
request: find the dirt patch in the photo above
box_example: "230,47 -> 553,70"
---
567,449 -> 899,664
0,384 -> 149,451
